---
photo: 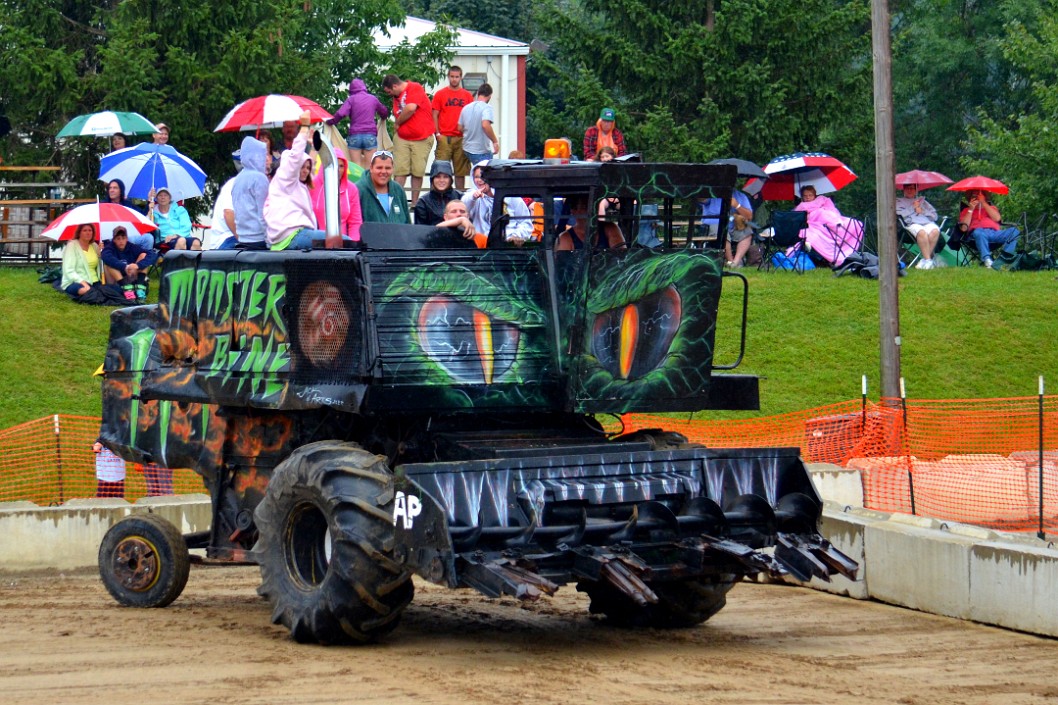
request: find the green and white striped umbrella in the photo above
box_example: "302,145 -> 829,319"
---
56,111 -> 159,139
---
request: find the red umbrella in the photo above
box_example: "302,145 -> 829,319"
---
40,202 -> 158,242
214,95 -> 332,132
947,175 -> 1009,195
895,170 -> 952,190
744,152 -> 857,201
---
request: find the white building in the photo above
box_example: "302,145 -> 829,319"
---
373,17 -> 530,158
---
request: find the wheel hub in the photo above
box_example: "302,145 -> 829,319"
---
286,503 -> 332,589
111,536 -> 161,591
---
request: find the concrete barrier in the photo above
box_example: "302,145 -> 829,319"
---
969,539 -> 1058,635
808,463 -> 865,508
804,504 -> 886,600
864,514 -> 977,620
0,494 -> 211,571
805,504 -> 1058,637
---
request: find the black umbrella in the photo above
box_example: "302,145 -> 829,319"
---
708,158 -> 768,180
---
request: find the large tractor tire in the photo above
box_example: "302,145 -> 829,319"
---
98,513 -> 191,608
579,575 -> 739,629
253,441 -> 414,645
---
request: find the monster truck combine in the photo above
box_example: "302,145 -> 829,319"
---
97,155 -> 856,644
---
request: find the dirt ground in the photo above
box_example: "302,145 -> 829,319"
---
1,564 -> 1056,705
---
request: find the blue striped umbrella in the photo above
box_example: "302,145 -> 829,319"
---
98,144 -> 207,201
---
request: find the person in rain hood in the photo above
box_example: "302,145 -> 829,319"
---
413,160 -> 462,226
583,107 -> 626,161
327,78 -> 390,172
310,151 -> 363,241
265,111 -> 328,250
231,134 -> 270,250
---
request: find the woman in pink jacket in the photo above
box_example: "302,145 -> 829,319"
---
310,153 -> 363,241
264,111 -> 326,250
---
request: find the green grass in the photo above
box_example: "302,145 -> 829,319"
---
713,265 -> 1057,416
0,263 -> 1054,430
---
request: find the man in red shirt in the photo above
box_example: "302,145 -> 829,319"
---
382,73 -> 436,205
431,66 -> 473,189
958,189 -> 1020,268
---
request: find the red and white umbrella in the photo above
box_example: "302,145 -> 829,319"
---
214,94 -> 332,132
947,175 -> 1009,195
895,169 -> 953,190
41,202 -> 158,242
745,152 -> 857,201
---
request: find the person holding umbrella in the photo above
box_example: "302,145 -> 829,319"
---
265,110 -> 328,250
896,183 -> 942,269
958,188 -> 1020,268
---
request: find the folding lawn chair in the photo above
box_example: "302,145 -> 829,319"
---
898,215 -> 949,269
758,210 -> 808,272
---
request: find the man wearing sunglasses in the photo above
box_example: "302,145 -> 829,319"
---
356,150 -> 412,224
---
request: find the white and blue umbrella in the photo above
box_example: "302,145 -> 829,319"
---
98,144 -> 207,201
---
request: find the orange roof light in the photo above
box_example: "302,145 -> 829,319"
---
543,138 -> 572,164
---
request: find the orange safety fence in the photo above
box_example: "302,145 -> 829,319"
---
616,395 -> 1058,533
2,398 -> 1057,532
617,399 -> 890,464
0,415 -> 205,506
851,397 -> 1058,533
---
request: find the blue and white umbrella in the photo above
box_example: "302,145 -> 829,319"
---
99,144 -> 207,201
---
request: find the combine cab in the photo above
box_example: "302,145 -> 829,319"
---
97,158 -> 855,643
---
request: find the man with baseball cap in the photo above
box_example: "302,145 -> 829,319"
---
583,107 -> 626,161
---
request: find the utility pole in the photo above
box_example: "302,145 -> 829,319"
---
872,0 -> 901,399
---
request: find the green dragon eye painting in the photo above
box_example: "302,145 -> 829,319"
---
373,247 -> 721,414
375,254 -> 553,408
572,249 -> 722,410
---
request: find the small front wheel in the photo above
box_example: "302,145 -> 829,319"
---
98,513 -> 191,608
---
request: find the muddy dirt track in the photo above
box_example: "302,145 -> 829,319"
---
1,564 -> 1056,705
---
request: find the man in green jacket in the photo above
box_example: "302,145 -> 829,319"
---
356,151 -> 411,224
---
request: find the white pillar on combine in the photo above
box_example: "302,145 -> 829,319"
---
313,128 -> 343,249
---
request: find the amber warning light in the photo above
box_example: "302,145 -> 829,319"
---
543,138 -> 571,164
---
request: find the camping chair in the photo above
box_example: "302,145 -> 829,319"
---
898,215 -> 949,268
1020,212 -> 1058,262
758,210 -> 808,272
948,206 -> 1021,267
820,215 -> 867,268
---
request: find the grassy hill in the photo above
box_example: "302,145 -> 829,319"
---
0,263 -> 1054,430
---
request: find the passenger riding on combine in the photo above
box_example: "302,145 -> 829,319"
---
95,131 -> 856,644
